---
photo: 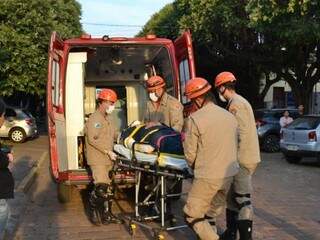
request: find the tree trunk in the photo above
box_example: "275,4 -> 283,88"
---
289,77 -> 314,114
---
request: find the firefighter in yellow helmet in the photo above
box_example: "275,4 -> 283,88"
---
183,77 -> 239,240
212,72 -> 261,240
144,75 -> 184,132
85,89 -> 122,225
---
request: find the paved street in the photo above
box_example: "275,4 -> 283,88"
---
10,142 -> 320,240
3,135 -> 48,238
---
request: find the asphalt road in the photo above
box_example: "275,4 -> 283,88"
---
6,139 -> 320,239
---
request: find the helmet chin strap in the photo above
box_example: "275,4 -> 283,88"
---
219,86 -> 226,94
194,95 -> 207,109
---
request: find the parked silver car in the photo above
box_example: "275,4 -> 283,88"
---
280,115 -> 320,164
0,107 -> 38,143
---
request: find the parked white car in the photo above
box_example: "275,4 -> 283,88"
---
0,107 -> 38,143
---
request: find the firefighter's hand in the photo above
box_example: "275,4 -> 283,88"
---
7,153 -> 14,163
7,153 -> 14,171
108,151 -> 117,161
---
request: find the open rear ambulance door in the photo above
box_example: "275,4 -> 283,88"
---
47,31 -> 68,182
174,30 -> 196,114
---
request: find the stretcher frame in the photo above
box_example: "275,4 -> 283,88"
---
113,142 -> 192,239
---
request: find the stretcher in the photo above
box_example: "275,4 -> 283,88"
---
113,143 -> 193,239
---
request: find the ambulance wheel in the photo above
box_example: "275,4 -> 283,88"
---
57,183 -> 73,203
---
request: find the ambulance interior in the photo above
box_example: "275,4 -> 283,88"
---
65,45 -> 175,169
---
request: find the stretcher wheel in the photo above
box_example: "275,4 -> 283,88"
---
152,230 -> 165,240
129,222 -> 137,236
156,234 -> 165,240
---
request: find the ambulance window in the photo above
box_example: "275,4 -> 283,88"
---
152,47 -> 174,95
51,60 -> 60,107
179,59 -> 190,104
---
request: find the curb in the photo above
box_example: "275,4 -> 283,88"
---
16,151 -> 48,193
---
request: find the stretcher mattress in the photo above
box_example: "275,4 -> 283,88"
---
114,144 -> 190,172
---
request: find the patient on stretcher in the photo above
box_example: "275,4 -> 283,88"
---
114,121 -> 189,172
118,121 -> 184,156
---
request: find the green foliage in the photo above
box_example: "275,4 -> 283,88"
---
141,0 -> 320,110
0,0 -> 82,96
138,3 -> 180,39
247,0 -> 320,109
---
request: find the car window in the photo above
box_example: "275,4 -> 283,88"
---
15,109 -> 30,119
22,110 -> 33,118
289,111 -> 300,119
254,111 -> 274,119
287,117 -> 320,130
254,111 -> 265,119
5,108 -> 17,118
273,112 -> 283,119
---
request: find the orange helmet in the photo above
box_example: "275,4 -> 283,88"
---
97,89 -> 117,103
214,71 -> 236,88
184,77 -> 212,99
146,76 -> 166,91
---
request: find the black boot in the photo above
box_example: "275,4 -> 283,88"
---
238,220 -> 252,240
101,200 -> 123,224
220,209 -> 238,240
88,190 -> 101,226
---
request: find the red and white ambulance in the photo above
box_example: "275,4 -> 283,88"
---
47,31 -> 196,202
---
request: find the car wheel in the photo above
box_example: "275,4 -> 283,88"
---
263,135 -> 280,153
9,127 -> 26,143
285,155 -> 302,164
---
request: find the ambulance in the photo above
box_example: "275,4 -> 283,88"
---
47,31 -> 196,202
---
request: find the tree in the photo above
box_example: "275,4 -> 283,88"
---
138,3 -> 180,39
0,0 -> 82,99
140,0 -> 265,107
141,0 -> 320,111
247,0 -> 320,112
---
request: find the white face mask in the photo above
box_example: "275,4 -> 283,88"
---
219,93 -> 227,102
106,105 -> 115,114
149,92 -> 159,102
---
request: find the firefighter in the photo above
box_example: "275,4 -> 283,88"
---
85,89 -> 122,225
144,75 -> 184,132
144,75 -> 184,215
183,77 -> 239,240
214,72 -> 261,240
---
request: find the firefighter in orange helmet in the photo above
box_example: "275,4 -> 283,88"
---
183,77 -> 239,240
144,75 -> 184,132
85,89 -> 122,225
211,72 -> 261,240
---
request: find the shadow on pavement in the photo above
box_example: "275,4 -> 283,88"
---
255,207 -> 316,240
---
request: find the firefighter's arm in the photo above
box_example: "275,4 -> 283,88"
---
183,117 -> 199,167
86,117 -> 108,154
170,101 -> 184,132
230,103 -> 248,139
